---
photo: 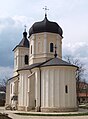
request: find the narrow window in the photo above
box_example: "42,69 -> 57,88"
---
31,45 -> 32,54
35,99 -> 36,107
25,55 -> 28,64
50,43 -> 53,52
65,85 -> 68,93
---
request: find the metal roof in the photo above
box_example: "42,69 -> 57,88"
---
41,57 -> 77,67
18,57 -> 77,71
13,31 -> 29,51
29,15 -> 63,37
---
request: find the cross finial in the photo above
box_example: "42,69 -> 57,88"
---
43,6 -> 49,17
54,44 -> 57,58
24,25 -> 27,32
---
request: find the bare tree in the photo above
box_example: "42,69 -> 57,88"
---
64,55 -> 85,81
0,77 -> 9,92
64,55 -> 86,103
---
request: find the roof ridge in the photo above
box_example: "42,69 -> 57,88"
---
39,58 -> 53,67
40,57 -> 77,68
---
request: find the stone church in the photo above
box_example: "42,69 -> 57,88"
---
6,13 -> 78,112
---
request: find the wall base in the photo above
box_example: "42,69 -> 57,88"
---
18,106 -> 35,111
18,106 -> 78,112
18,106 -> 25,111
41,107 -> 78,112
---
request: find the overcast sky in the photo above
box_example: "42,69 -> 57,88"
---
0,0 -> 88,81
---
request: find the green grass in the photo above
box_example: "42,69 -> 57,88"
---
14,112 -> 88,116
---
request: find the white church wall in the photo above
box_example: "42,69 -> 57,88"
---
47,33 -> 62,58
49,69 -> 54,107
14,47 -> 29,76
59,69 -> 65,107
10,81 -> 14,105
35,33 -> 44,54
6,81 -> 10,105
7,76 -> 18,106
29,32 -> 62,65
14,49 -> 19,76
33,68 -> 40,111
18,69 -> 42,111
18,70 -> 31,111
28,73 -> 35,109
41,66 -> 77,111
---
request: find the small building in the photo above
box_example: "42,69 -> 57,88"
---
78,81 -> 88,103
6,13 -> 78,112
0,86 -> 6,106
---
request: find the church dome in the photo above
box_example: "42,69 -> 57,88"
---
13,30 -> 29,51
18,31 -> 29,48
29,15 -> 63,37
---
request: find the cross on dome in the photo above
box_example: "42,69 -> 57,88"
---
24,25 -> 27,32
54,44 -> 57,58
23,25 -> 27,38
43,6 -> 49,17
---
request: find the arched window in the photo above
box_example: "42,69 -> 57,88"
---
50,43 -> 53,52
25,55 -> 29,65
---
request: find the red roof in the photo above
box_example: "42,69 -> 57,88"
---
78,93 -> 88,97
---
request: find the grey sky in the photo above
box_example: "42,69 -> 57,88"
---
0,0 -> 88,80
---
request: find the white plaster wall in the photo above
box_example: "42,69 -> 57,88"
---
9,77 -> 18,105
18,69 -> 39,110
41,66 -> 77,109
18,70 -> 30,108
6,81 -> 10,105
33,68 -> 40,108
28,73 -> 35,108
10,82 -> 14,105
29,33 -> 62,65
14,47 -> 29,76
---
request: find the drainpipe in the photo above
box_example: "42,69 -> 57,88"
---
39,67 -> 41,112
29,69 -> 32,74
17,71 -> 19,110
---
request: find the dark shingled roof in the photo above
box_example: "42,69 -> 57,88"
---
13,31 -> 29,51
29,15 -> 63,37
18,32 -> 29,48
18,63 -> 41,71
8,75 -> 19,81
18,57 -> 77,71
40,57 -> 77,67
